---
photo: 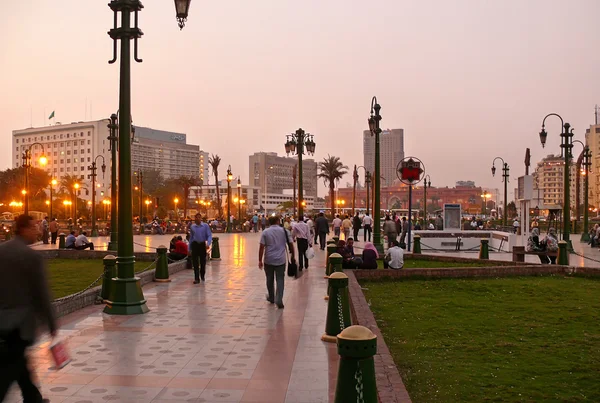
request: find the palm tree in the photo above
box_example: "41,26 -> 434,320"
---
208,154 -> 223,218
174,175 -> 201,220
317,155 -> 348,217
59,174 -> 87,218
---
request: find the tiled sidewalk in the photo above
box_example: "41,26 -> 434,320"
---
9,234 -> 338,403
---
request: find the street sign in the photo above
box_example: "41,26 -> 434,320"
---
397,157 -> 424,185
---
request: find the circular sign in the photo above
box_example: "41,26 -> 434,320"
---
396,157 -> 425,185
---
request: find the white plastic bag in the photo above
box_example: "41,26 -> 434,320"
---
305,247 -> 315,260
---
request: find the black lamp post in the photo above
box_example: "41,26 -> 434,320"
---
491,157 -> 509,227
89,155 -> 107,237
226,165 -> 233,233
423,175 -> 431,222
573,140 -> 592,242
134,170 -> 143,233
355,166 -> 370,216
21,143 -> 48,216
285,128 -> 316,219
539,113 -> 574,250
103,0 -> 192,316
368,96 -> 383,254
237,177 -> 242,226
49,178 -> 57,219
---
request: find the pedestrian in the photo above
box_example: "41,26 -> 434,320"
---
41,216 -> 49,244
49,218 -> 59,245
261,215 -> 267,231
292,215 -> 311,271
383,215 -> 397,248
252,214 -> 259,233
332,214 -> 342,237
189,213 -> 212,284
513,218 -> 520,234
341,215 -> 352,241
0,214 -> 57,403
315,212 -> 330,250
399,217 -> 408,245
362,213 -> 373,242
258,216 -> 294,309
435,214 -> 443,230
352,212 -> 361,241
307,215 -> 316,246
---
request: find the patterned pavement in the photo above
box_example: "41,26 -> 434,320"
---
11,233 -> 338,403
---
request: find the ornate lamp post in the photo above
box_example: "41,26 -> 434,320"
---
89,156 -> 107,237
573,140 -> 592,241
237,177 -> 242,225
285,128 -> 316,219
226,165 -> 233,233
491,157 -> 509,227
49,178 -> 57,219
21,143 -> 48,216
539,113 -> 574,249
423,175 -> 431,222
103,0 -> 191,315
368,96 -> 383,253
107,114 -> 118,251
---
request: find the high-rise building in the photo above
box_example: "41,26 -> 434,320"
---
363,128 -> 405,187
199,151 -> 209,184
249,152 -> 318,212
532,154 -> 576,210
585,124 -> 600,208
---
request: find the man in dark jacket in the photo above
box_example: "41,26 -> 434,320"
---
315,212 -> 330,250
352,213 -> 361,242
0,215 -> 57,403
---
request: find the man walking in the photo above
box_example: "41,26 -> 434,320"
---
258,216 -> 294,309
292,216 -> 311,271
189,213 -> 212,284
41,217 -> 49,244
0,214 -> 57,403
399,217 -> 408,245
341,215 -> 352,241
352,212 -> 361,242
332,214 -> 342,237
315,212 -> 330,250
49,218 -> 59,245
362,213 -> 373,242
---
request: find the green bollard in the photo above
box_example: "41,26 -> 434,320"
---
58,233 -> 66,249
154,245 -> 171,283
334,326 -> 378,403
325,244 -> 337,278
558,240 -> 569,266
211,237 -> 221,260
479,239 -> 489,260
322,272 -> 352,343
413,234 -> 421,254
332,236 -> 339,244
101,255 -> 117,301
325,253 -> 343,300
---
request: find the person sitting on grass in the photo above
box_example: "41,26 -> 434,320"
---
65,231 -> 76,249
383,240 -> 404,270
75,231 -> 94,250
360,242 -> 379,270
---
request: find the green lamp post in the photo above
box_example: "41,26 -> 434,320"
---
89,155 -> 107,237
423,174 -> 431,223
226,165 -> 233,233
573,140 -> 592,242
107,114 -> 118,251
103,0 -> 192,315
539,113 -> 574,250
491,157 -> 509,227
368,97 -> 383,254
285,128 -> 316,220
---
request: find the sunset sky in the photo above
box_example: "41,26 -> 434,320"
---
2,0 -> 599,200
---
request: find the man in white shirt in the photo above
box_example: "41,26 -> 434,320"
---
332,215 -> 342,237
307,216 -> 316,245
513,218 -> 520,234
362,213 -> 373,242
292,216 -> 311,271
75,231 -> 94,250
384,240 -> 404,270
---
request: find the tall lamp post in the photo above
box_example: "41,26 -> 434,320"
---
107,114 -> 119,251
356,166 -> 370,215
73,183 -> 80,220
237,177 -> 242,225
21,143 -> 48,216
368,96 -> 383,253
89,156 -> 107,237
285,128 -> 316,219
573,140 -> 592,241
49,178 -> 57,219
539,113 -> 574,249
491,157 -> 509,227
103,0 -> 192,315
481,191 -> 491,216
352,165 -> 358,216
226,165 -> 233,233
423,175 -> 431,222
134,170 -> 143,233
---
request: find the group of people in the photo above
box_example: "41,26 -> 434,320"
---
526,227 -> 559,264
39,217 -> 60,245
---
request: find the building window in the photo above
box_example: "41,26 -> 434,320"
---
88,131 -> 91,136
66,167 -> 70,172
67,151 -> 71,155
88,140 -> 91,145
15,139 -> 19,144
67,159 -> 70,163
74,150 -> 78,155
74,167 -> 78,171
60,159 -> 64,164
60,168 -> 64,172
81,166 -> 85,172
87,157 -> 90,162
67,134 -> 70,138
80,140 -> 84,145
87,149 -> 90,154
81,149 -> 85,155
80,175 -> 84,180
53,135 -> 56,139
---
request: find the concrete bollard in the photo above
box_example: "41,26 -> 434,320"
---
558,240 -> 569,266
101,255 -> 117,301
334,326 -> 378,403
321,272 -> 352,343
479,239 -> 489,260
58,233 -> 66,249
325,244 -> 337,278
154,245 -> 171,282
413,234 -> 421,254
211,237 -> 221,260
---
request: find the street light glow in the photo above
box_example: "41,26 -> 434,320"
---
39,155 -> 48,166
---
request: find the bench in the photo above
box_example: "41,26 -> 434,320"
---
512,246 -> 558,263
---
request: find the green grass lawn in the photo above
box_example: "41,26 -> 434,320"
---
376,258 -> 496,269
361,276 -> 600,402
46,259 -> 156,299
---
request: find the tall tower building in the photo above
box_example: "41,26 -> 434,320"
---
363,128 -> 405,187
532,154 -> 576,210
585,124 -> 600,209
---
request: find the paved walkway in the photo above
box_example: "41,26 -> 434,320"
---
13,234 -> 338,403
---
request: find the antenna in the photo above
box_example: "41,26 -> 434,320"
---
595,104 -> 598,125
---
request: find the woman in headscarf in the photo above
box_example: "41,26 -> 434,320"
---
542,227 -> 559,264
360,242 -> 379,270
527,227 -> 549,264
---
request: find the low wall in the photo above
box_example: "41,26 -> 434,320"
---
412,230 -> 514,252
51,260 -> 188,318
38,249 -> 156,261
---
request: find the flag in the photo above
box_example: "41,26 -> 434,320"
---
48,111 -> 55,120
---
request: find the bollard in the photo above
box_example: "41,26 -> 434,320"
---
4,230 -> 11,241
321,272 -> 352,343
334,326 -> 378,403
413,234 -> 422,254
325,253 -> 344,300
479,239 -> 489,260
211,237 -> 221,260
154,245 -> 171,282
325,244 -> 337,278
558,240 -> 569,266
58,233 -> 66,249
101,255 -> 117,301
332,236 -> 339,244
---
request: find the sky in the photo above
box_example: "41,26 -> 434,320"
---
1,0 -> 599,201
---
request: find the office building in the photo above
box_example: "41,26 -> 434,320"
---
363,128 -> 405,187
199,151 -> 210,184
532,154 -> 577,210
586,124 -> 600,209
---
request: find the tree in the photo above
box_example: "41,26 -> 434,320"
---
59,174 -> 87,219
317,155 -> 348,217
0,167 -> 50,206
507,201 -> 517,218
174,175 -> 201,220
208,154 -> 223,219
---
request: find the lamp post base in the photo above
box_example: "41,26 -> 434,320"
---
374,242 -> 384,256
581,232 -> 590,242
107,242 -> 117,252
91,229 -> 99,237
566,239 -> 573,252
103,277 -> 149,315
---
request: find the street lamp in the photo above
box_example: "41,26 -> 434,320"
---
63,200 -> 72,218
174,197 -> 179,219
423,175 -> 431,222
89,156 -> 107,236
237,177 -> 242,225
104,0 -> 192,315
145,199 -> 151,216
49,178 -> 57,219
336,199 -> 346,214
285,128 -> 316,219
21,143 -> 48,215
368,96 -> 383,253
539,113 -> 574,249
491,157 -> 509,227
573,140 -> 592,241
73,183 -> 80,220
481,191 -> 491,216
134,171 -> 144,233
107,114 -> 118,252
226,165 -> 233,233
